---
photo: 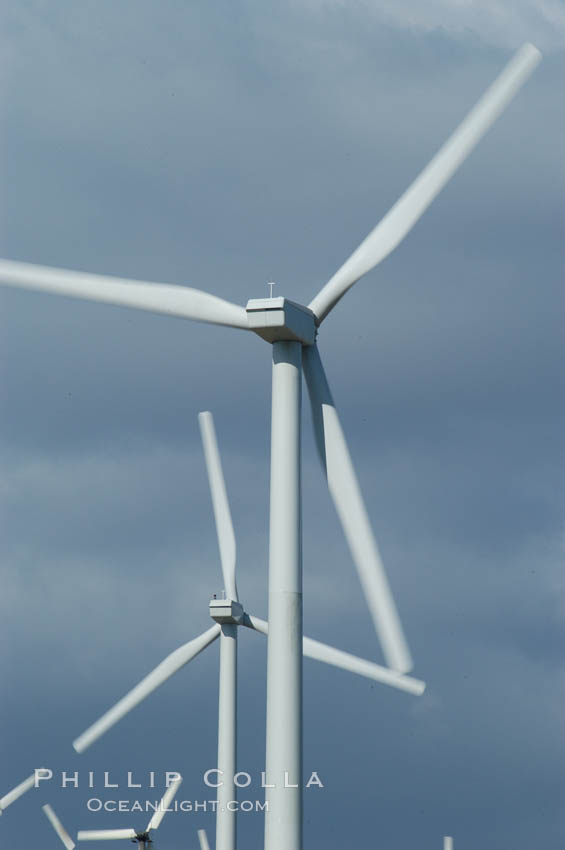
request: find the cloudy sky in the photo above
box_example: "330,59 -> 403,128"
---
1,3 -> 564,849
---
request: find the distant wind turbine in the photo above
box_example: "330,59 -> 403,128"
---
77,776 -> 182,849
73,411 -> 424,850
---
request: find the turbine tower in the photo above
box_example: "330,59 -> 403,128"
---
0,44 -> 541,850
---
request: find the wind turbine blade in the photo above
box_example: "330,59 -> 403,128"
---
42,805 -> 76,850
146,775 -> 183,831
303,635 -> 424,694
0,770 -> 46,811
303,344 -> 412,673
77,829 -> 137,841
308,43 -> 541,323
244,614 -> 424,695
198,829 -> 212,850
0,259 -> 249,329
73,625 -> 221,753
198,411 -> 238,601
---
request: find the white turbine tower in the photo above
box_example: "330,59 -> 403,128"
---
72,410 -> 424,850
0,43 -> 541,850
42,804 -> 76,850
77,775 -> 182,849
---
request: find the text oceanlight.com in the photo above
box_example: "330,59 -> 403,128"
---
86,798 -> 268,813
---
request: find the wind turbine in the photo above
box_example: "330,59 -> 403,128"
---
77,775 -> 182,849
0,43 -> 541,850
72,410 -> 425,850
42,804 -> 76,850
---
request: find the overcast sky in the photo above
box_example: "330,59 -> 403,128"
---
1,3 -> 564,850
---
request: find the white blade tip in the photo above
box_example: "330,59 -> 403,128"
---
198,829 -> 212,850
77,828 -> 137,841
0,770 -> 46,812
42,805 -> 76,850
146,775 -> 182,831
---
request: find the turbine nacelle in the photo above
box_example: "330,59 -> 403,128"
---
209,598 -> 245,624
246,297 -> 317,345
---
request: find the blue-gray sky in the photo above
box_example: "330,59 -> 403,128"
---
1,3 -> 564,849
